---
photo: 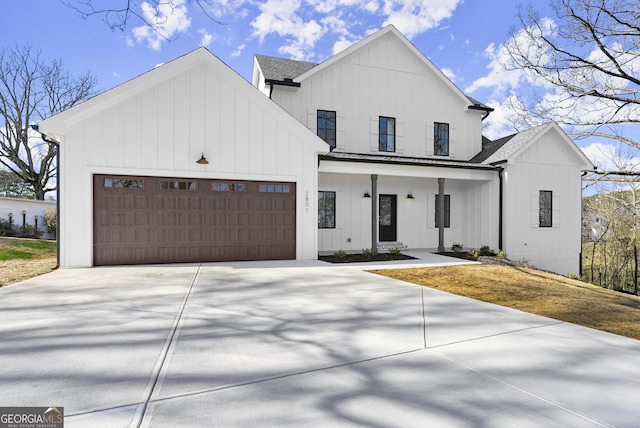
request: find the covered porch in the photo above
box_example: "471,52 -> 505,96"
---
317,153 -> 502,255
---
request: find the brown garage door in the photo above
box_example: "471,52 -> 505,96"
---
93,175 -> 296,266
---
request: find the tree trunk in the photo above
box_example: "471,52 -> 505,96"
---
635,240 -> 638,295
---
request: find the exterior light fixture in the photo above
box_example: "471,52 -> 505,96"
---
363,191 -> 371,198
406,192 -> 414,200
196,153 -> 209,165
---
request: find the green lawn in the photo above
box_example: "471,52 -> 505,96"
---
0,237 -> 57,261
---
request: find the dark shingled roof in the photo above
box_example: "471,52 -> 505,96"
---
471,134 -> 516,163
255,55 -> 317,82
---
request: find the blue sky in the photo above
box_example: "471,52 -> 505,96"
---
7,0 -> 612,164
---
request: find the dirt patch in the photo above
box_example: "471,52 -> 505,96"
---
319,253 -> 416,263
0,257 -> 58,287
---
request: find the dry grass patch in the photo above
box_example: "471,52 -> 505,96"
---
373,265 -> 640,340
0,237 -> 57,287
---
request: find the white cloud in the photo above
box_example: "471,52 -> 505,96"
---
465,42 -> 523,94
132,0 -> 192,51
251,0 -> 326,60
250,0 -> 462,60
382,0 -> 462,39
198,29 -> 214,47
441,67 -> 456,82
231,44 -> 246,58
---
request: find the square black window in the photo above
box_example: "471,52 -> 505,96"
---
434,122 -> 449,156
435,194 -> 451,228
539,190 -> 552,227
317,110 -> 336,149
379,116 -> 395,152
318,191 -> 336,229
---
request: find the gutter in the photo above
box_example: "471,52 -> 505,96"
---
31,124 -> 60,270
265,78 -> 300,99
467,104 -> 494,122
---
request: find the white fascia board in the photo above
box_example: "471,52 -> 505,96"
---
319,160 -> 497,181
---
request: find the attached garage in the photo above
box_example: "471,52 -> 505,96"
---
93,175 -> 296,265
38,47 -> 327,268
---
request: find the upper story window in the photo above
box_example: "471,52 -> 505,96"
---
539,190 -> 552,227
379,116 -> 395,152
434,122 -> 449,156
317,110 -> 336,149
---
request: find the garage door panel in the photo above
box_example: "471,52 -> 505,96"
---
94,175 -> 296,265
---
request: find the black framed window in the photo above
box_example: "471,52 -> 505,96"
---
435,194 -> 451,228
317,110 -> 336,149
539,190 -> 552,227
434,122 -> 449,156
379,116 -> 395,152
318,191 -> 336,229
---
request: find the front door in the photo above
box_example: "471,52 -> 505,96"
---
379,194 -> 397,242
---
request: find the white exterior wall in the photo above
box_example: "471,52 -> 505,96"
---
502,131 -> 585,274
41,49 -> 326,268
317,169 -> 499,253
271,30 -> 485,160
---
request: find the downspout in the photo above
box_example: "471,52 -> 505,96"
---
498,167 -> 503,251
31,124 -> 60,269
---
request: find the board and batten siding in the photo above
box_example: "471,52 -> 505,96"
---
317,172 -> 499,253
271,30 -> 485,162
502,130 -> 584,274
40,48 -> 326,268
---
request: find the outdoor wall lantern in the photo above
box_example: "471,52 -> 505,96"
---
363,191 -> 371,198
196,153 -> 209,165
406,192 -> 415,200
22,210 -> 27,226
8,212 -> 12,227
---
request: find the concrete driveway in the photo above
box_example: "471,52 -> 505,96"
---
1,253 -> 639,427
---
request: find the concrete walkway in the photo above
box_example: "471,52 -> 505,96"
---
0,254 -> 638,427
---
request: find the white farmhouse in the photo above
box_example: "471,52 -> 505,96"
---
38,25 -> 593,274
253,25 -> 593,274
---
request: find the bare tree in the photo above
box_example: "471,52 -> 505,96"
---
61,0 -> 223,36
0,45 -> 97,200
504,0 -> 640,155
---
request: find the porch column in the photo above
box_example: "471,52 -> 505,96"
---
438,177 -> 445,252
371,174 -> 378,255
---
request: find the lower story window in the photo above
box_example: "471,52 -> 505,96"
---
539,190 -> 552,227
318,191 -> 336,229
435,194 -> 450,228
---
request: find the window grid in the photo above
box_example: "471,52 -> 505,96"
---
212,182 -> 246,192
379,116 -> 396,152
434,122 -> 449,156
160,181 -> 197,190
435,194 -> 451,228
104,178 -> 143,189
317,110 -> 336,149
259,183 -> 290,193
318,191 -> 336,229
539,190 -> 552,227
